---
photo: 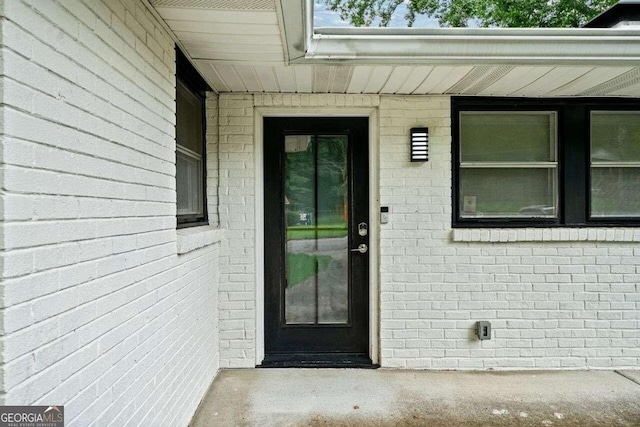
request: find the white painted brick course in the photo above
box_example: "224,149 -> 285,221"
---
370,95 -> 639,370
216,93 -> 639,371
1,1 -> 220,426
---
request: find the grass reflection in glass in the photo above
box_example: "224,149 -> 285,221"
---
287,253 -> 332,288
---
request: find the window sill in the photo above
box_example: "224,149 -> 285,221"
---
176,226 -> 224,254
452,228 -> 640,243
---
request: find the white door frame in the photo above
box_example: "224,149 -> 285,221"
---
254,107 -> 380,365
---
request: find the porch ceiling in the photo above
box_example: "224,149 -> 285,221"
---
192,63 -> 640,96
149,0 -> 286,64
148,0 -> 640,97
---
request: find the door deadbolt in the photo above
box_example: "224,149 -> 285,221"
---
358,222 -> 368,237
350,244 -> 368,254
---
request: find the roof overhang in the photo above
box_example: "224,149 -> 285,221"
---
150,0 -> 640,96
283,0 -> 640,66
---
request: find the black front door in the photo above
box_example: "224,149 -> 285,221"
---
263,117 -> 371,367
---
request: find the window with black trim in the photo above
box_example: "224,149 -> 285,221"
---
176,48 -> 210,228
452,97 -> 640,228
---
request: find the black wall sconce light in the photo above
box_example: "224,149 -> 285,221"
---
410,127 -> 429,162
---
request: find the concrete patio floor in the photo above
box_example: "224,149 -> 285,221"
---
190,368 -> 640,426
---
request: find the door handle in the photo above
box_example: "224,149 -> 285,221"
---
350,244 -> 368,254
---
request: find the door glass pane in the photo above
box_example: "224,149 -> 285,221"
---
591,111 -> 640,162
460,168 -> 557,218
460,112 -> 556,162
591,167 -> 640,217
284,135 -> 349,324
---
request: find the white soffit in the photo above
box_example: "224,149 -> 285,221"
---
150,0 -> 286,64
151,0 -> 640,97
195,62 -> 640,96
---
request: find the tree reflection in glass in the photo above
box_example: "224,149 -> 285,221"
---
284,135 -> 349,324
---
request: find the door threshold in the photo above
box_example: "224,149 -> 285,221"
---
259,353 -> 378,369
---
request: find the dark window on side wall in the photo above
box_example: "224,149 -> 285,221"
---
452,97 -> 640,228
176,48 -> 210,228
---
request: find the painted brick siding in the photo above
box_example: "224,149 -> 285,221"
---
217,94 -> 381,367
206,92 -> 220,226
218,93 -> 639,370
217,94 -> 256,367
1,1 -> 220,425
378,96 -> 639,369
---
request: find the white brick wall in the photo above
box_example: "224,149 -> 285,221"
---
217,94 -> 256,367
378,96 -> 639,369
206,92 -> 220,226
218,93 -> 639,370
3,1 -> 637,416
1,1 -> 220,425
217,94 -> 380,367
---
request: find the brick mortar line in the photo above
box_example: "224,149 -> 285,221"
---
1,25 -> 174,130
2,249 -> 217,380
2,239 -> 177,290
26,281 -> 216,419
0,224 -> 175,252
2,250 -> 216,385
128,298 -> 218,425
2,96 -> 175,158
2,249 -> 181,331
2,215 -> 176,225
0,60 -> 174,137
0,187 -> 176,202
1,113 -> 175,174
75,269 -> 217,424
15,0 -> 175,98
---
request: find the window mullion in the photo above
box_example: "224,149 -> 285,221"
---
561,105 -> 588,225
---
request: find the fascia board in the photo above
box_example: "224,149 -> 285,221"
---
300,27 -> 640,66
